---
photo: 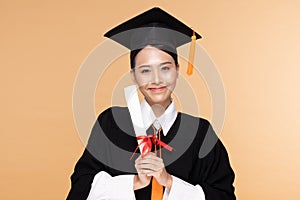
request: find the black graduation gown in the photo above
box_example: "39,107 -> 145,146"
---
66,107 -> 236,200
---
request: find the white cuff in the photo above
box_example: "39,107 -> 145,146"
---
87,171 -> 135,200
164,176 -> 205,200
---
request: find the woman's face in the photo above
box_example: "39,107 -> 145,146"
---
131,45 -> 179,109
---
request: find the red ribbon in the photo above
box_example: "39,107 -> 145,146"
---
130,135 -> 173,160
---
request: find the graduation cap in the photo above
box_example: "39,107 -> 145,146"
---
104,7 -> 201,75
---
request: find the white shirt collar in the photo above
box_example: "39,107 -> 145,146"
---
140,99 -> 178,136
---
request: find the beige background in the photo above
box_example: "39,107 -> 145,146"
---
1,0 -> 300,199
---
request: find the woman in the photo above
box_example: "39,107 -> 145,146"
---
67,7 -> 235,200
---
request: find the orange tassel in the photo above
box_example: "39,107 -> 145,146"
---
187,30 -> 196,75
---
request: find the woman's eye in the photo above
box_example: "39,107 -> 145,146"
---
141,69 -> 151,73
161,66 -> 170,71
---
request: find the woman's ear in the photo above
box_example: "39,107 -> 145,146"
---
176,64 -> 180,78
130,69 -> 137,83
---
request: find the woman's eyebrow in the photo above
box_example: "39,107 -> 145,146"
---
136,61 -> 173,69
159,61 -> 172,66
136,65 -> 151,69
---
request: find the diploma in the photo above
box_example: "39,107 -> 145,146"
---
124,85 -> 147,135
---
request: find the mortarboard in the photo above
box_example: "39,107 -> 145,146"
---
104,7 -> 201,75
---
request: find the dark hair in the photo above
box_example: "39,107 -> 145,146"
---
130,44 -> 178,68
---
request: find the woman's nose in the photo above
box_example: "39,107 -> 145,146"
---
152,68 -> 160,84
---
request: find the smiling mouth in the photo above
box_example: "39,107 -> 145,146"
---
148,86 -> 167,92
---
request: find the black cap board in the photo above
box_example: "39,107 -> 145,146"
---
104,7 -> 201,51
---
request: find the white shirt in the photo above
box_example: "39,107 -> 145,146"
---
87,100 -> 206,200
140,99 -> 177,136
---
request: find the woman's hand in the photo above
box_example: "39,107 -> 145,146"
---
134,153 -> 173,190
133,155 -> 152,190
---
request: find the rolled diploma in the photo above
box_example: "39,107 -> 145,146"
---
124,85 -> 147,152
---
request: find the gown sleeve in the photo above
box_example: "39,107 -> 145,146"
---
66,109 -> 113,200
87,171 -> 135,200
191,123 -> 236,200
67,107 -> 138,200
166,176 -> 205,200
66,149 -> 106,200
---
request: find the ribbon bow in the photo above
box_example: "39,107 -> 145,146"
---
130,135 -> 173,160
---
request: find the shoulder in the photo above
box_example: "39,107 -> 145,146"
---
179,112 -> 211,133
96,106 -> 130,121
179,112 -> 223,156
95,106 -> 134,134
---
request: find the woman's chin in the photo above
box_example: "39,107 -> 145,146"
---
146,96 -> 171,107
